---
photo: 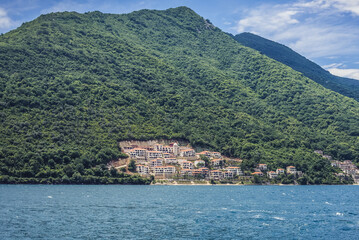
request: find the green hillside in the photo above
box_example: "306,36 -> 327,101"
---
233,32 -> 359,101
0,7 -> 358,184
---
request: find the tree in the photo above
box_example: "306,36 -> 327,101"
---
128,160 -> 136,172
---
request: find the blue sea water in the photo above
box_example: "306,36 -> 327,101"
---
0,185 -> 359,239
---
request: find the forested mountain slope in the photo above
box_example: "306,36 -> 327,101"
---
233,32 -> 359,101
1,7 -> 358,184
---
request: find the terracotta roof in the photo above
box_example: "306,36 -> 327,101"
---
181,149 -> 195,152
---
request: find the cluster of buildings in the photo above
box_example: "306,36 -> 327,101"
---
122,141 -> 246,180
315,150 -> 359,183
123,142 -> 196,161
331,160 -> 359,184
251,164 -> 303,179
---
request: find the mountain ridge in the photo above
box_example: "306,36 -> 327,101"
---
0,7 -> 358,184
232,32 -> 359,101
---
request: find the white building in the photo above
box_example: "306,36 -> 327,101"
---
150,159 -> 163,168
136,165 -> 149,174
210,170 -> 223,180
258,164 -> 267,171
267,171 -> 278,179
164,158 -> 178,164
180,149 -> 196,157
147,151 -> 163,160
181,161 -> 194,169
226,167 -> 242,176
286,166 -> 297,174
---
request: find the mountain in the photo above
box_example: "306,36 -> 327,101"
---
233,32 -> 359,101
0,7 -> 358,184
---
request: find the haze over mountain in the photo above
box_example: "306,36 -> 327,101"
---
233,32 -> 359,101
0,7 -> 358,184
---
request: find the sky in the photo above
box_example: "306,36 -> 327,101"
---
1,0 -> 359,80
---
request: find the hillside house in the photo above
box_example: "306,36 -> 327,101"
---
211,159 -> 224,167
180,149 -> 196,157
267,171 -> 278,179
181,161 -> 194,169
210,170 -> 223,180
164,158 -> 177,164
251,172 -> 264,176
181,169 -> 193,177
147,151 -> 163,160
286,166 -> 297,174
150,159 -> 163,168
199,167 -> 209,176
226,167 -> 242,176
154,166 -> 176,176
276,168 -> 285,174
258,164 -> 267,171
136,165 -> 149,175
223,171 -> 234,179
211,152 -> 222,159
198,151 -> 211,157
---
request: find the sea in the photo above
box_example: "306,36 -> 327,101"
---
1,185 -> 358,239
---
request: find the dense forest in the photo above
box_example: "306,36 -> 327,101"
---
233,32 -> 359,101
0,7 -> 358,184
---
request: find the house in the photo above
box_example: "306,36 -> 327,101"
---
128,148 -> 147,159
199,167 -> 209,176
286,166 -> 297,174
211,159 -> 224,167
198,151 -> 211,157
223,171 -> 234,179
154,144 -> 163,152
154,166 -> 165,175
267,171 -> 278,179
136,165 -> 149,174
276,168 -> 285,174
164,166 -> 176,174
164,158 -> 178,164
226,167 -> 242,176
150,159 -> 163,168
155,143 -> 180,156
211,152 -> 222,159
181,161 -> 194,169
251,172 -> 264,176
147,151 -> 163,160
210,170 -> 223,180
258,164 -> 267,171
194,160 -> 205,167
181,169 -> 193,177
180,149 -> 196,157
163,153 -> 171,158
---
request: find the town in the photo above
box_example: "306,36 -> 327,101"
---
107,140 -> 347,185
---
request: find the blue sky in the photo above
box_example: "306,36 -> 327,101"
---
1,0 -> 359,80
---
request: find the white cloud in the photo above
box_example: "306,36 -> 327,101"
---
322,63 -> 344,68
327,0 -> 359,15
0,8 -> 13,29
327,68 -> 359,80
234,1 -> 359,59
236,8 -> 300,33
